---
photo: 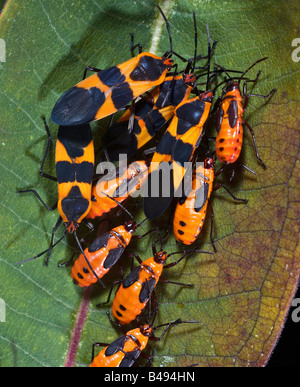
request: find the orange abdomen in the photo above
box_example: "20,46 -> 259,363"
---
87,161 -> 148,219
89,348 -> 125,367
174,166 -> 214,245
174,201 -> 209,245
112,258 -> 164,325
89,327 -> 150,367
216,90 -> 244,164
216,119 -> 243,164
71,247 -> 110,287
71,226 -> 132,287
112,281 -> 146,325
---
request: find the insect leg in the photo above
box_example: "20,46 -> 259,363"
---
40,116 -> 57,182
17,189 -> 57,211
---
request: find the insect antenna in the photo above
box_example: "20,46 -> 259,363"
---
16,231 -> 67,264
238,56 -> 268,84
157,4 -> 173,56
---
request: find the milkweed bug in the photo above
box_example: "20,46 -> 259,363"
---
213,58 -> 276,167
143,89 -> 214,220
38,117 -> 95,231
87,160 -> 149,219
90,313 -> 201,367
99,241 -> 212,326
90,323 -> 154,367
143,20 -> 215,220
55,122 -> 95,232
66,217 -> 155,288
102,11 -> 215,162
18,117 -> 95,265
173,156 -> 248,250
51,6 -> 175,127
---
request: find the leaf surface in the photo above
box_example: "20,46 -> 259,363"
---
0,0 -> 299,367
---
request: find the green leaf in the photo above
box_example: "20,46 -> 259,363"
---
0,0 -> 299,367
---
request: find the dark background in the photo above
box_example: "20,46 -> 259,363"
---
266,284 -> 300,367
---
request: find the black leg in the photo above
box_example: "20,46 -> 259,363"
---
208,200 -> 217,252
91,342 -> 110,362
45,216 -> 63,266
159,278 -> 194,288
40,116 -> 57,182
96,280 -> 123,307
172,40 -> 217,66
130,33 -> 143,56
17,189 -> 57,211
139,350 -> 154,367
132,228 -> 157,240
58,250 -> 77,267
105,310 -> 126,334
16,229 -> 67,265
243,71 -> 276,110
213,183 -> 248,203
151,319 -> 201,342
211,95 -> 222,115
124,251 -> 143,269
242,70 -> 261,105
163,249 -> 213,269
242,120 -> 267,168
82,66 -> 102,80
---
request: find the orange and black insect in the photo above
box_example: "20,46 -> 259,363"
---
102,12 -> 215,162
173,157 -> 215,248
214,58 -> 276,167
100,242 -> 211,326
143,23 -> 215,220
51,6 -> 174,127
18,117 -> 95,268
68,217 -> 154,288
90,317 -> 198,367
87,160 -> 149,219
173,156 -> 248,250
102,72 -> 196,161
143,89 -> 213,220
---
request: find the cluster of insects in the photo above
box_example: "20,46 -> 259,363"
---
18,6 -> 276,367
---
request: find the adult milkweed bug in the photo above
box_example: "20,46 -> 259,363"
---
87,160 -> 149,219
143,89 -> 214,220
17,120 -> 106,288
213,58 -> 276,167
89,316 -> 200,368
18,117 -> 95,266
99,241 -> 212,326
102,12 -> 215,162
173,156 -> 248,250
143,20 -> 215,220
55,123 -> 95,232
51,6 -> 175,127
